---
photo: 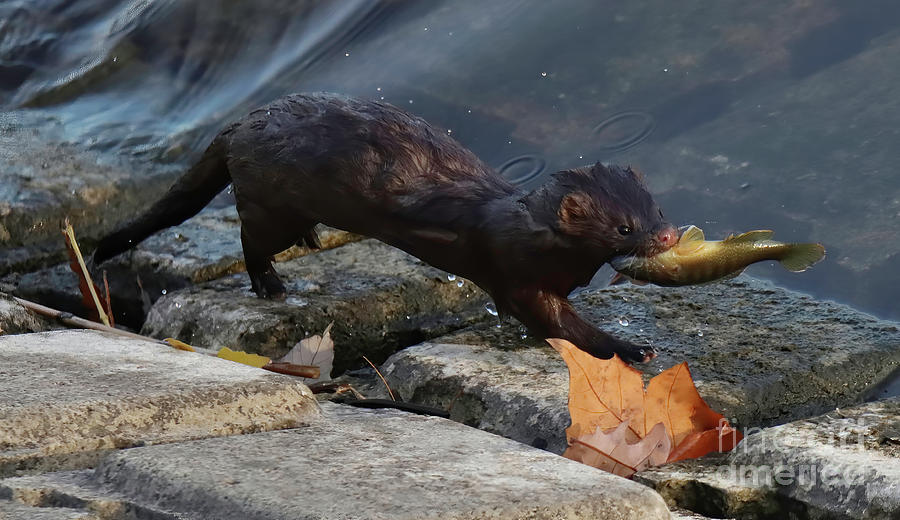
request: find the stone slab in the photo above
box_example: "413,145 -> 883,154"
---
0,293 -> 48,335
0,330 -> 319,477
0,404 -> 671,520
6,204 -> 360,328
381,277 -> 900,454
142,239 -> 492,374
636,397 -> 900,519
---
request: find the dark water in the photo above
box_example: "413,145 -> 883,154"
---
3,0 -> 899,321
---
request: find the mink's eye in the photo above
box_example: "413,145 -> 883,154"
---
617,225 -> 633,236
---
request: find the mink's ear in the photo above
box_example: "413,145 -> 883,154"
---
558,191 -> 596,234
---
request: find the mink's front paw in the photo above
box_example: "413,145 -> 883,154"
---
615,339 -> 657,364
577,336 -> 656,364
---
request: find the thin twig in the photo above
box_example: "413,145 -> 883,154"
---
61,220 -> 110,326
102,270 -> 114,327
263,362 -> 320,379
362,355 -> 396,401
14,295 -> 160,344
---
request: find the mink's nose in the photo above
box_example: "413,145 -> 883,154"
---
657,226 -> 678,249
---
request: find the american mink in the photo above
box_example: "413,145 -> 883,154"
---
95,93 -> 678,363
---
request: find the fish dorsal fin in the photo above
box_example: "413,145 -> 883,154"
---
679,225 -> 705,243
675,225 -> 705,253
725,230 -> 774,243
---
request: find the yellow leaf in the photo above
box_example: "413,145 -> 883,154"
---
164,338 -> 195,352
217,346 -> 271,368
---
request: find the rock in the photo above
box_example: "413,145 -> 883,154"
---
142,239 -> 492,373
0,404 -> 671,520
0,501 -> 95,519
636,397 -> 900,519
0,292 -> 48,334
0,329 -> 319,477
381,277 -> 900,453
383,341 -> 570,453
0,111 -> 178,275
7,204 -> 361,328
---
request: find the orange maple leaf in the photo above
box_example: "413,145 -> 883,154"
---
564,421 -> 671,477
548,338 -> 742,471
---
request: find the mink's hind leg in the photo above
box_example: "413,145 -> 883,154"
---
239,217 -> 318,299
241,228 -> 287,300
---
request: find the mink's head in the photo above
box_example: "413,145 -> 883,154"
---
525,163 -> 677,261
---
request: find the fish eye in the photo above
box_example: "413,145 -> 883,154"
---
617,225 -> 633,236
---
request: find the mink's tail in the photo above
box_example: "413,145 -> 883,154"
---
94,137 -> 231,263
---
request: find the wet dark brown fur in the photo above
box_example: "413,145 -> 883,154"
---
95,93 -> 676,363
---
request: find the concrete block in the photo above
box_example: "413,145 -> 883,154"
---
0,404 -> 671,519
637,397 -> 900,519
0,330 -> 319,477
381,277 -> 900,453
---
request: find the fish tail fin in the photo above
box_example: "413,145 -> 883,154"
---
778,243 -> 826,272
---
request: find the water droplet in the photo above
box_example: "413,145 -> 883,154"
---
578,155 -> 583,160
423,27 -> 428,31
447,129 -> 452,134
495,323 -> 502,328
376,87 -> 382,91
697,330 -> 704,337
618,317 -> 629,326
520,332 -> 528,339
663,68 -> 669,72
484,303 -> 498,316
266,111 -> 271,116
540,71 -> 548,77
161,289 -> 167,295
467,109 -> 472,113
456,280 -> 464,288
174,301 -> 182,309
344,52 -> 350,57
380,96 -> 385,100
112,56 -> 118,62
447,274 -> 457,281
408,99 -> 414,104
406,315 -> 410,320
